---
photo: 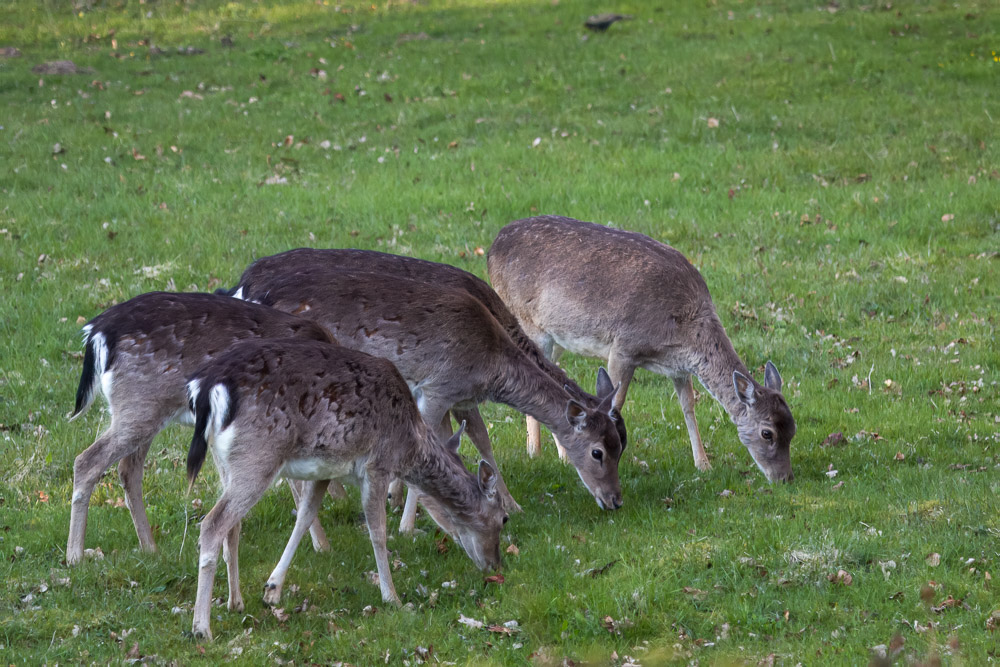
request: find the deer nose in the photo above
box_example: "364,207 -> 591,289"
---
607,493 -> 623,510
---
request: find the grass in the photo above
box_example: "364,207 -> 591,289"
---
1,0 -> 998,663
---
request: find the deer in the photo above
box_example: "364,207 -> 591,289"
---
488,215 -> 795,483
229,262 -> 625,531
66,291 -> 341,565
185,338 -> 507,640
231,247 -> 628,467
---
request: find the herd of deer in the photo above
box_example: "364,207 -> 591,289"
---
65,215 -> 796,639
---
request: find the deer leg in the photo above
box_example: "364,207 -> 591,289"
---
67,421 -> 157,565
361,473 -> 400,606
287,479 -> 330,553
454,407 -> 522,513
118,446 -> 156,553
388,479 -> 405,509
399,401 -> 451,534
192,496 -> 242,641
399,484 -> 420,535
264,479 -> 330,606
526,336 -> 561,457
673,374 -> 710,471
223,520 -> 244,612
606,351 -> 636,414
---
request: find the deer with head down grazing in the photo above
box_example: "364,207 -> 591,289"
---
234,247 -> 628,469
185,339 -> 507,640
488,215 -> 796,482
66,292 -> 339,565
230,261 -> 625,530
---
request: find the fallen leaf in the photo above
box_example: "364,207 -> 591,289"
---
707,117 -> 720,128
831,481 -> 845,490
941,213 -> 955,222
719,489 -> 734,497
458,614 -> 483,629
362,605 -> 377,617
820,432 -> 844,447
487,624 -> 513,635
271,607 -> 289,622
987,610 -> 1000,631
926,553 -> 941,567
827,569 -> 853,586
484,574 -> 505,585
505,544 -> 520,556
931,595 -> 961,613
682,586 -> 708,599
894,451 -> 905,461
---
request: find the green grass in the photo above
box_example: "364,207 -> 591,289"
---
1,0 -> 998,663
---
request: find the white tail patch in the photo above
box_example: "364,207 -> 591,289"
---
209,383 -> 231,434
89,331 -> 114,413
186,378 -> 202,411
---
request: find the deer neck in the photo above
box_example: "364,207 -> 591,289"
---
689,316 -> 751,422
402,437 -> 479,517
489,350 -> 574,436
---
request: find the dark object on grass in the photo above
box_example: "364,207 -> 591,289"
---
221,34 -> 234,47
1,46 -> 22,58
32,60 -> 93,74
585,13 -> 633,31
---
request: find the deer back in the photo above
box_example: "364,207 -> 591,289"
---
186,339 -> 420,485
73,292 -> 335,420
488,215 -> 717,359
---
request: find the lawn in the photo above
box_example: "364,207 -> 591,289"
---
1,0 -> 998,663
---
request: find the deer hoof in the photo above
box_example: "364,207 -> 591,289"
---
262,582 -> 281,606
695,459 -> 712,472
192,625 -> 213,642
228,598 -> 245,613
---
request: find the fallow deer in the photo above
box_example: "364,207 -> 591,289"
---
488,216 -> 795,482
230,263 -> 625,530
233,247 -> 628,471
67,292 -> 338,565
185,339 -> 507,640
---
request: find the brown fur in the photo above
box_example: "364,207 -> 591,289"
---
488,216 -> 795,482
186,339 -> 506,640
233,261 -> 625,518
66,292 -> 337,565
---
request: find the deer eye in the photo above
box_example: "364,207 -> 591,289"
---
502,515 -> 509,525
592,448 -> 603,462
762,429 -> 774,441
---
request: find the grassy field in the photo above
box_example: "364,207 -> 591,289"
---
1,0 -> 998,663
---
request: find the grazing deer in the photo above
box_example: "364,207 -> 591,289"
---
230,263 -> 624,529
67,292 -> 339,565
234,247 -> 628,464
185,339 -> 507,640
488,216 -> 795,482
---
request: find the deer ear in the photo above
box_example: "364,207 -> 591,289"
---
733,371 -> 757,406
595,367 -> 615,399
478,460 -> 498,498
566,400 -> 588,428
445,420 -> 467,453
764,361 -> 783,392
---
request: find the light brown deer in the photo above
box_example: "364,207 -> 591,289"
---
488,216 -> 795,482
67,292 -> 339,565
230,263 -> 625,530
185,339 -> 507,640
234,247 -> 628,474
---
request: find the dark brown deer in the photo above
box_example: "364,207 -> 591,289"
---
230,263 -> 625,530
185,339 -> 507,640
488,216 -> 795,482
67,292 -> 339,565
233,247 -> 628,466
